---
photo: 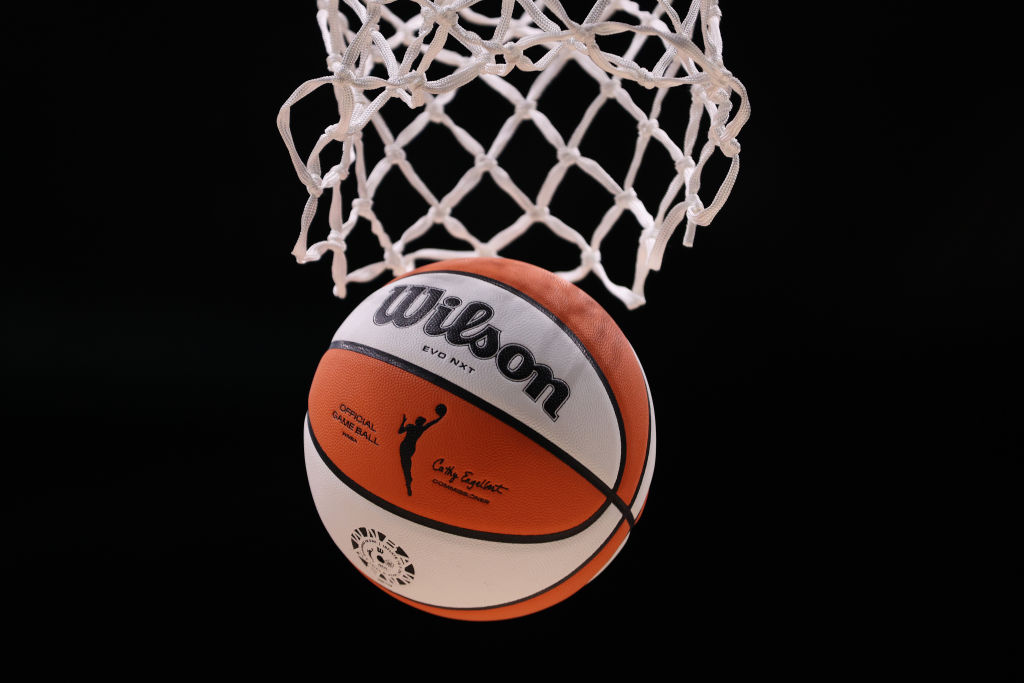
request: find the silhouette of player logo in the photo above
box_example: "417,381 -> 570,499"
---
397,404 -> 447,495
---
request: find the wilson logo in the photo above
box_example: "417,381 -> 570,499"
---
373,284 -> 570,421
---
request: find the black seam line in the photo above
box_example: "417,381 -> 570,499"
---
303,411 -> 606,544
307,412 -> 612,543
415,269 -> 629,494
375,516 -> 631,613
328,340 -> 635,529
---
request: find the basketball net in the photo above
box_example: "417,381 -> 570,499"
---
278,0 -> 749,309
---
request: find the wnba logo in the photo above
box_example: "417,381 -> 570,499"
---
396,403 -> 446,496
350,527 -> 416,588
373,284 -> 571,420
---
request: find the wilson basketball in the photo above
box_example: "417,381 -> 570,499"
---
303,257 -> 655,620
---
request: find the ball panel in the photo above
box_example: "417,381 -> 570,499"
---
305,418 -> 628,612
308,348 -> 607,536
403,258 -> 652,504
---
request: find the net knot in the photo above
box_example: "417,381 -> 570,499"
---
426,97 -> 446,123
325,122 -> 346,142
404,71 -> 427,90
384,144 -> 406,163
615,189 -> 638,209
515,99 -> 536,120
571,25 -> 596,52
527,205 -> 550,221
709,126 -> 740,157
720,137 -> 741,157
637,69 -> 660,90
326,53 -> 344,74
474,154 -> 497,171
352,197 -> 373,216
422,6 -> 459,29
503,43 -> 524,69
581,248 -> 600,268
333,68 -> 356,84
708,86 -> 731,105
637,118 -> 659,139
428,204 -> 451,223
557,146 -> 581,165
674,156 -> 696,177
307,174 -> 324,198
600,79 -> 621,98
327,229 -> 347,248
685,193 -> 705,219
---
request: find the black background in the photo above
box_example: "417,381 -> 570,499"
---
6,2 -> 1018,665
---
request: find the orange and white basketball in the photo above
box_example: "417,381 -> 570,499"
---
303,257 -> 655,620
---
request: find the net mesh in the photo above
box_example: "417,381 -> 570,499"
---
278,0 -> 749,308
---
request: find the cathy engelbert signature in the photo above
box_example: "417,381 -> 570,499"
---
431,458 -> 509,495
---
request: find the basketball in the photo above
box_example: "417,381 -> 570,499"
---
303,257 -> 655,620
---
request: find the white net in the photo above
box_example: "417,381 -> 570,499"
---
278,0 -> 748,308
